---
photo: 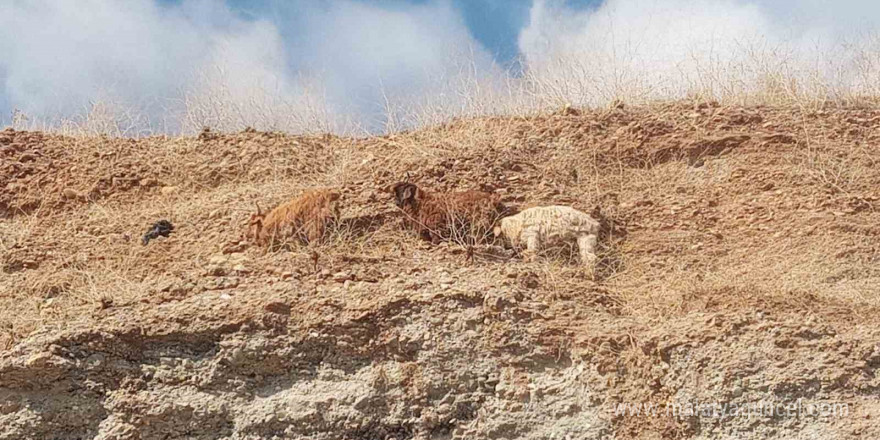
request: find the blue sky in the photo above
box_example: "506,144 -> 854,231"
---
159,0 -> 601,65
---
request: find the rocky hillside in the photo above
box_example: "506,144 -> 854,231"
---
1,101 -> 879,439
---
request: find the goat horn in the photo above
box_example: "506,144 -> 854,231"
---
254,201 -> 262,216
404,171 -> 411,182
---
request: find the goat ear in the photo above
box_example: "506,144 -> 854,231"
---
403,184 -> 416,201
590,204 -> 602,218
493,225 -> 502,237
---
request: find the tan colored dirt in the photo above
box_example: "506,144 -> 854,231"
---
1,102 -> 879,439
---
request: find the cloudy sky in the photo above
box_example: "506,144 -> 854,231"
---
1,0 -> 878,133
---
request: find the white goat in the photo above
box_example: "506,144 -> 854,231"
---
494,205 -> 601,265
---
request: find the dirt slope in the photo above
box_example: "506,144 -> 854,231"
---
1,101 -> 879,439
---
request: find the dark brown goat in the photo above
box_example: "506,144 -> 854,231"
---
389,182 -> 503,244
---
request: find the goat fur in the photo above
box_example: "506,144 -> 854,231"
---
390,182 -> 503,243
247,189 -> 341,246
494,205 -> 601,265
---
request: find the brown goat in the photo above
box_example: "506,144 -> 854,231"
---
247,189 -> 341,247
389,182 -> 503,244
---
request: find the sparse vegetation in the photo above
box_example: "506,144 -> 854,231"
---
1,96 -> 879,438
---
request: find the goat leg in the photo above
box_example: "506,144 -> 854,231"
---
577,233 -> 599,268
522,232 -> 540,262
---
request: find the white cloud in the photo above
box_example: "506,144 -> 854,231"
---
1,1 -> 203,118
0,0 -> 499,134
2,0 -> 880,134
519,0 -> 880,105
283,0 -> 503,131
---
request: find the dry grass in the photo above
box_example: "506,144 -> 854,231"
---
2,99 -> 879,351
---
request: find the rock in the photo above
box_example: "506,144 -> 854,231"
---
232,264 -> 249,274
438,275 -> 455,285
62,188 -> 82,199
208,267 -> 227,277
264,301 -> 290,315
280,272 -> 294,280
222,242 -> 248,254
731,385 -> 743,397
333,271 -> 352,283
85,353 -> 105,367
160,186 -> 178,196
209,255 -> 229,266
176,282 -> 196,296
353,395 -> 372,411
519,272 -> 539,289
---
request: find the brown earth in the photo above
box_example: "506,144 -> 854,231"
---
1,101 -> 879,439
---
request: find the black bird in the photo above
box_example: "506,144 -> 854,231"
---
142,220 -> 174,245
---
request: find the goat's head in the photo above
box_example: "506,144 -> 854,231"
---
493,225 -> 503,238
390,182 -> 419,209
493,213 -> 513,238
590,204 -> 608,230
246,201 -> 266,242
492,219 -> 515,249
328,191 -> 342,220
